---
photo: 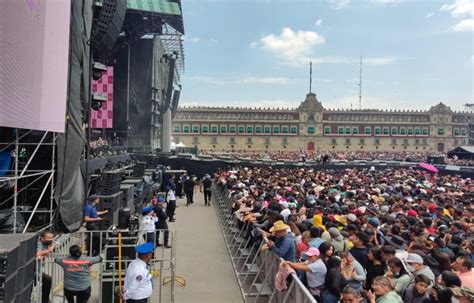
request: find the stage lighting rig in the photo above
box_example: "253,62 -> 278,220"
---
91,93 -> 107,111
92,62 -> 107,80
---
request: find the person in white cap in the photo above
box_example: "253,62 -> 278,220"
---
282,247 -> 327,300
405,253 -> 435,287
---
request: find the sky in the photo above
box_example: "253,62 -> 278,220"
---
178,0 -> 473,111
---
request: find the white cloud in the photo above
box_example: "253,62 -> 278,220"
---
452,19 -> 474,32
327,0 -> 352,10
260,27 -> 325,62
440,0 -> 474,32
249,41 -> 258,48
440,0 -> 474,17
189,37 -> 201,43
315,19 -> 323,27
186,76 -> 226,85
425,12 -> 435,19
209,38 -> 218,44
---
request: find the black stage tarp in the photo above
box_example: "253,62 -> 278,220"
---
80,154 -> 132,177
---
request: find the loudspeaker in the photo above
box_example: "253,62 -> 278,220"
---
104,245 -> 135,271
90,0 -> 127,58
0,273 -> 16,303
0,241 -> 20,277
101,272 -> 125,303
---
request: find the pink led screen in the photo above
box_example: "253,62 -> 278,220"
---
0,0 -> 72,132
91,67 -> 114,129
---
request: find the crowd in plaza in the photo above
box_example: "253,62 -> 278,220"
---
200,150 -> 474,166
216,165 -> 474,302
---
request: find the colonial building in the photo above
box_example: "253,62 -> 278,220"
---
172,93 -> 470,153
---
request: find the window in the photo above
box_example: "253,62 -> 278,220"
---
360,138 -> 365,145
211,126 -> 218,133
391,138 -> 397,145
264,126 -> 271,134
265,137 -> 270,144
423,138 -> 428,145
273,126 -> 280,134
345,138 -> 351,145
415,128 -> 420,135
230,137 -> 236,144
374,138 -> 380,145
193,137 -> 199,144
238,126 -> 245,133
403,139 -> 409,145
325,127 -> 331,134
422,128 -> 429,135
308,127 -> 315,134
391,128 -> 398,135
383,127 -> 389,135
174,126 -> 180,133
437,128 -> 444,135
353,128 -> 359,134
454,129 -> 460,136
290,127 -> 298,134
338,127 -> 344,134
332,138 -> 337,145
220,126 -> 227,133
192,126 -> 199,133
246,126 -> 253,134
345,127 -> 351,134
407,128 -> 413,135
462,129 -> 467,136
282,137 -> 288,145
415,139 -> 420,145
400,128 -> 406,135
375,127 -> 381,135
202,126 -> 209,133
183,126 -> 190,133
247,137 -> 252,144
228,126 -> 236,133
255,126 -> 262,134
365,127 -> 371,135
281,126 -> 288,134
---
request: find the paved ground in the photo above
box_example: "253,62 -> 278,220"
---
159,192 -> 243,303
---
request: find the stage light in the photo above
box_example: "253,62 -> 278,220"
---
91,93 -> 107,111
92,62 -> 107,80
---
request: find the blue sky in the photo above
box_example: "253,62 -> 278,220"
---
179,0 -> 473,111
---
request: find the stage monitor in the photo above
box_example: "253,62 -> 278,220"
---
0,0 -> 72,132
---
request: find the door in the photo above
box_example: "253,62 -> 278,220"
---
437,143 -> 444,152
307,142 -> 315,151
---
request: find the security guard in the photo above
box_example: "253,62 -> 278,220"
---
123,242 -> 154,303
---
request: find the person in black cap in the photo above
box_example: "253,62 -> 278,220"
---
123,242 -> 155,302
83,195 -> 108,256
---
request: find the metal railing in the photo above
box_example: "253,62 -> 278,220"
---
212,182 -> 316,303
31,229 -> 177,303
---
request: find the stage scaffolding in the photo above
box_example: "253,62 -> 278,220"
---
0,129 -> 56,233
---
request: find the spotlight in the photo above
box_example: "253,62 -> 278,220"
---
91,93 -> 107,111
92,62 -> 107,81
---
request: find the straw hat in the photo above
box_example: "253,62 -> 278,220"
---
270,220 -> 290,232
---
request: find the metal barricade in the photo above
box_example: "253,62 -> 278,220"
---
212,182 -> 316,303
31,229 -> 177,303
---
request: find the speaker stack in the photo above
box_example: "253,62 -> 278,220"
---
0,233 -> 37,303
119,184 -> 134,210
132,161 -> 146,177
98,192 -> 123,230
97,170 -> 123,195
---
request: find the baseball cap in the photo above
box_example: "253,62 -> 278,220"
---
406,253 -> 424,264
304,247 -> 320,257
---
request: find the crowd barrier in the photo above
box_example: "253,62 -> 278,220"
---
31,229 -> 177,303
212,183 -> 316,303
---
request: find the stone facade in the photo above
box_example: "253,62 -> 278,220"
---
172,93 -> 470,153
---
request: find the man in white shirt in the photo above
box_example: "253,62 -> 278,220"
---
123,242 -> 155,302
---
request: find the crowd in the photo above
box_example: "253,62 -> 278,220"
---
200,150 -> 474,166
216,166 -> 474,302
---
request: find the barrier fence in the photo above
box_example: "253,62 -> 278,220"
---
212,182 -> 316,303
31,229 -> 177,303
